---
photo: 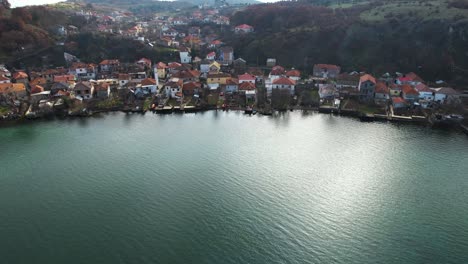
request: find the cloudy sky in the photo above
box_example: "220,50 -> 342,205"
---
10,0 -> 65,8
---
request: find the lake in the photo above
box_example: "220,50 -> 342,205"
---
1,111 -> 468,264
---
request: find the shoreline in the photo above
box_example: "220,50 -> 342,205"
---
1,107 -> 466,134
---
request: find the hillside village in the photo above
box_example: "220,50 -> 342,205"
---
0,1 -> 467,130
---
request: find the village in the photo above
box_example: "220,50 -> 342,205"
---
0,3 -> 467,131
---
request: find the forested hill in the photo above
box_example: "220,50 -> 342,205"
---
228,0 -> 468,86
82,0 -> 258,8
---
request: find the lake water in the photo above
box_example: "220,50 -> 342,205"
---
1,111 -> 468,264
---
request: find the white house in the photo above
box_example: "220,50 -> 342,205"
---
179,50 -> 192,64
269,77 -> 296,95
164,79 -> 183,98
238,73 -> 256,84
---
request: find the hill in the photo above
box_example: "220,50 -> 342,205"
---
228,0 -> 468,86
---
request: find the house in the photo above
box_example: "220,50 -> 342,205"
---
392,97 -> 408,110
167,62 -> 182,74
225,78 -> 238,93
31,85 -> 45,94
433,87 -> 460,104
313,64 -> 341,79
118,74 -> 131,87
50,82 -> 71,95
99,59 -> 120,73
54,75 -> 75,84
219,46 -> 234,64
0,83 -> 27,99
269,65 -> 285,80
182,81 -> 201,96
172,70 -> 200,82
397,72 -> 424,86
139,78 -> 158,94
239,82 -> 256,92
206,51 -> 216,60
0,75 -> 10,84
13,71 -> 29,85
155,62 -> 167,79
318,84 -> 336,99
234,24 -> 254,34
374,82 -> 390,104
238,73 -> 256,84
73,81 -> 94,100
414,83 -> 434,104
207,73 -> 231,85
270,77 -> 296,95
285,69 -> 301,81
389,83 -> 402,97
179,46 -> 192,64
30,77 -> 47,87
358,74 -> 376,102
136,58 -> 152,68
95,83 -> 110,99
335,73 -> 360,89
164,79 -> 183,98
209,40 -> 223,49
401,84 -> 419,103
69,63 -> 97,80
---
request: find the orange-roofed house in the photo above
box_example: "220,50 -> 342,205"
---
182,81 -> 201,96
0,83 -> 27,99
225,78 -> 238,93
31,85 -> 45,94
358,74 -> 376,102
285,69 -> 301,81
30,77 -> 47,87
136,58 -> 152,68
313,64 -> 340,79
155,62 -> 168,79
270,77 -> 296,95
99,59 -> 120,73
54,75 -> 76,84
13,71 -> 29,85
392,97 -> 408,109
374,81 -> 390,103
73,81 -> 94,100
239,81 -> 256,92
138,78 -> 158,94
95,83 -> 110,99
401,84 -> 420,103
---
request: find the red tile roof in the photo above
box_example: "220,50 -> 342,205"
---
359,74 -> 376,84
402,84 -> 419,95
238,73 -> 256,81
31,85 -> 44,94
141,78 -> 157,86
99,59 -> 120,65
375,82 -> 389,94
286,69 -> 300,77
239,82 -> 256,91
13,71 -> 28,80
392,97 -> 406,104
273,77 -> 296,85
235,24 -> 253,29
183,82 -> 201,91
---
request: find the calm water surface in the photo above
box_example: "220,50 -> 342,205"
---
1,111 -> 468,264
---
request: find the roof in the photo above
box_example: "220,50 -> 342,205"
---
30,77 -> 47,86
13,71 -> 28,79
96,83 -> 110,91
118,74 -> 130,80
273,77 -> 296,85
434,87 -> 459,95
238,73 -> 256,81
168,62 -> 182,69
235,24 -> 253,29
74,81 -> 93,90
226,78 -> 239,85
137,58 -> 152,65
31,85 -> 45,94
314,64 -> 340,71
270,66 -> 285,76
183,82 -> 201,91
0,83 -> 26,94
405,72 -> 424,83
206,51 -> 216,58
414,83 -> 432,93
207,73 -> 231,78
156,62 -> 167,69
286,69 -> 300,77
54,75 -> 75,83
375,82 -> 389,94
402,84 -> 419,95
141,78 -> 157,86
392,97 -> 406,104
239,82 -> 256,91
359,74 -> 376,84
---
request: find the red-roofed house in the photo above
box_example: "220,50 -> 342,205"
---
54,75 -> 75,84
31,85 -> 45,94
155,62 -> 167,79
239,82 -> 256,92
136,58 -> 152,68
392,97 -> 407,109
13,71 -> 29,85
99,59 -> 120,72
271,77 -> 296,95
235,24 -> 254,34
285,69 -> 301,81
313,64 -> 340,79
238,73 -> 256,84
182,81 -> 201,96
374,82 -> 390,103
414,83 -> 434,102
139,78 -> 158,94
401,84 -> 419,103
358,74 -> 376,102
206,51 -> 216,60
